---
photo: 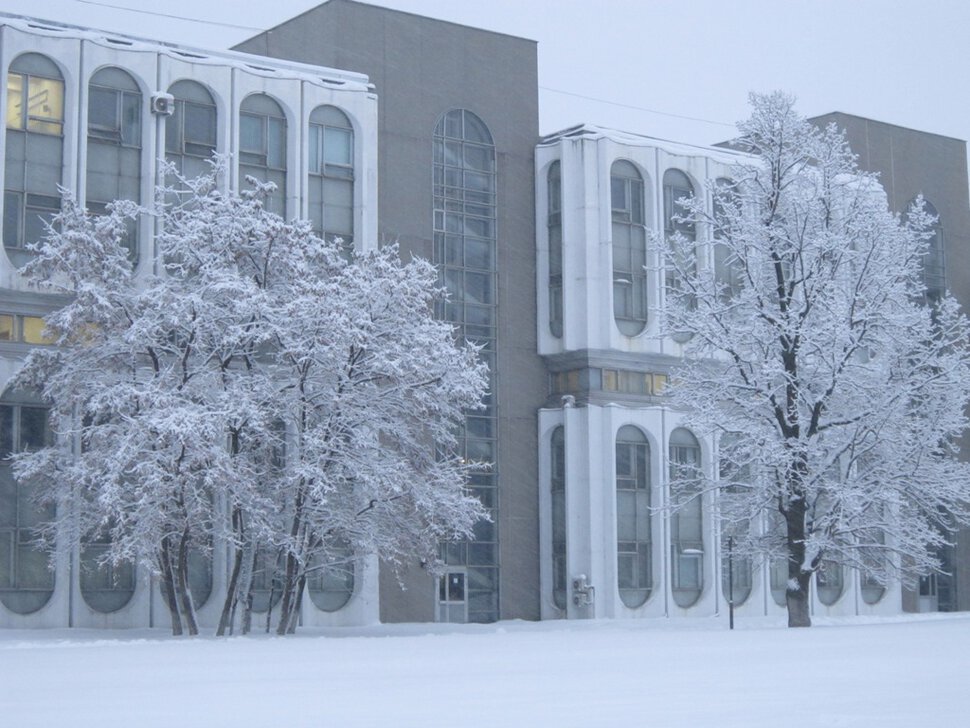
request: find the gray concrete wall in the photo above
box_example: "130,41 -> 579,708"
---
813,112 -> 970,612
236,0 -> 544,621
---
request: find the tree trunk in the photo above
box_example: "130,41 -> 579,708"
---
286,574 -> 306,635
216,506 -> 245,637
241,545 -> 258,635
785,496 -> 812,628
276,550 -> 299,636
176,528 -> 199,636
160,536 -> 184,636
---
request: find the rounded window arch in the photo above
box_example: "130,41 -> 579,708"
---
307,541 -> 355,612
610,160 -> 648,336
547,161 -> 563,338
239,93 -> 287,216
80,526 -> 135,613
669,427 -> 703,608
815,559 -> 844,606
308,105 -> 354,249
550,425 -> 567,610
718,432 -> 752,607
0,388 -> 55,614
86,66 -> 142,264
712,177 -> 742,300
615,424 -> 652,608
166,80 -> 217,181
663,169 -> 697,309
4,53 -> 66,266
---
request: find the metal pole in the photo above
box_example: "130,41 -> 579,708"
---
728,536 -> 735,630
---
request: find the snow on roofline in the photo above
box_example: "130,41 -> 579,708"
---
0,12 -> 374,94
539,123 -> 753,164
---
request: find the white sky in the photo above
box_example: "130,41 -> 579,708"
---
2,0 -> 969,151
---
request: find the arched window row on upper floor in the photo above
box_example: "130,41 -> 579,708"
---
610,160 -> 648,336
3,54 -> 360,266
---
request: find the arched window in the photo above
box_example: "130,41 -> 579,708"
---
307,541 -> 354,612
166,80 -> 216,180
712,177 -> 742,300
860,527 -> 886,605
4,54 -> 65,265
159,544 -> 212,611
669,427 -> 703,608
80,524 -> 135,613
816,559 -> 844,606
616,425 -> 651,608
610,160 -> 647,336
86,67 -> 141,262
663,169 -> 696,305
239,94 -> 286,216
433,109 -> 498,623
249,544 -> 283,613
550,426 -> 567,610
548,161 -> 563,337
718,433 -> 752,607
309,105 -> 354,249
0,389 -> 54,614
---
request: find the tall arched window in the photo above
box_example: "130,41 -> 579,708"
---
239,94 -> 286,216
307,541 -> 355,612
550,426 -> 567,610
4,54 -> 65,266
87,67 -> 141,262
712,177 -> 742,301
548,161 -> 563,337
166,80 -> 216,181
610,160 -> 647,336
616,425 -> 651,608
663,169 -> 696,305
670,427 -> 703,608
718,433 -> 752,607
0,389 -> 54,614
309,105 -> 354,249
433,109 -> 497,623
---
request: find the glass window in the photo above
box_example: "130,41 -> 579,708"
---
611,160 -> 648,336
548,161 -> 563,338
550,426 -> 567,611
87,67 -> 142,262
713,177 -> 743,300
4,55 -> 64,258
433,109 -> 497,623
309,105 -> 354,249
910,199 -> 945,304
166,80 -> 217,181
816,559 -> 844,606
0,391 -> 55,615
239,94 -> 286,216
307,541 -> 355,612
670,427 -> 703,608
663,169 -> 697,307
616,425 -> 651,608
79,531 -> 136,613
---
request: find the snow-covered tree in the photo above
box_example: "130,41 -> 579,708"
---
12,165 -> 488,635
662,92 -> 970,627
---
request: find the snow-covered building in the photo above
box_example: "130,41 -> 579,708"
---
1,0 -> 968,630
0,12 -> 381,628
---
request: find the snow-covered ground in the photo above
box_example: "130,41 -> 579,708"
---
1,613 -> 967,727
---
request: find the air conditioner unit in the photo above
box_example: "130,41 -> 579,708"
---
150,93 -> 174,116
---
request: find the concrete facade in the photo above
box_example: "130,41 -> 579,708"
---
236,0 -> 545,622
812,113 -> 970,612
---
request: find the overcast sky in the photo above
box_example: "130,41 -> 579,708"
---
3,0 -> 969,152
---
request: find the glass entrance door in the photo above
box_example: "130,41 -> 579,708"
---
437,569 -> 467,623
